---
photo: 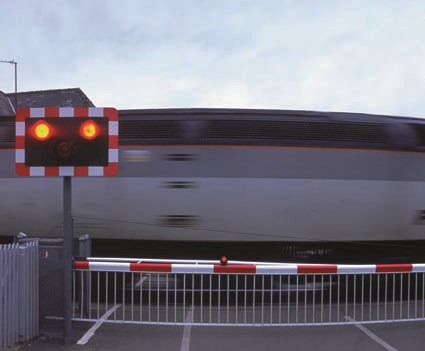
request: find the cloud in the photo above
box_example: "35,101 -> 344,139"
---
1,0 -> 425,117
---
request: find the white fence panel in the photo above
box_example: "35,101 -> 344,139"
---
0,242 -> 39,350
72,259 -> 425,326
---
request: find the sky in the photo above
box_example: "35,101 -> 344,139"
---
1,0 -> 425,117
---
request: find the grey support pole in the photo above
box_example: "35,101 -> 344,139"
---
14,61 -> 17,111
63,176 -> 73,343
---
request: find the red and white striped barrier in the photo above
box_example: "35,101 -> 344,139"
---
74,261 -> 425,275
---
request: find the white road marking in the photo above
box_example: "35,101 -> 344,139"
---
180,308 -> 193,351
345,316 -> 399,351
135,276 -> 148,288
77,304 -> 122,345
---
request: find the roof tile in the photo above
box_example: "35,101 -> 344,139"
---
6,87 -> 95,110
0,91 -> 14,116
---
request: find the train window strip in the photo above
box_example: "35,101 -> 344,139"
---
117,120 -> 391,146
409,124 -> 425,147
2,118 -> 424,151
162,154 -> 198,161
0,118 -> 395,148
203,120 -> 390,144
161,181 -> 197,189
119,120 -> 179,139
160,215 -> 199,227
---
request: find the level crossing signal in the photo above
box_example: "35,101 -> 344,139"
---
26,117 -> 108,166
15,107 -> 119,176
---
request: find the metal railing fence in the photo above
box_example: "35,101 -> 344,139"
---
0,242 -> 39,349
72,259 -> 425,326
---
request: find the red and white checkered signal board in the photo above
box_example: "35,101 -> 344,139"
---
15,107 -> 119,176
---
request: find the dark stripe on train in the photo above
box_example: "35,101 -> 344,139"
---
1,108 -> 425,151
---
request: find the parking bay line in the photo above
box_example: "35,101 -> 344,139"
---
345,316 -> 398,351
77,304 -> 122,345
180,308 -> 193,351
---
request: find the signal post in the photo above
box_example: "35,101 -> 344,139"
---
15,107 -> 119,343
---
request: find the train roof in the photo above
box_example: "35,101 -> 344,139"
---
119,107 -> 425,123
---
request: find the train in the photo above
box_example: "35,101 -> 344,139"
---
1,107 -> 425,259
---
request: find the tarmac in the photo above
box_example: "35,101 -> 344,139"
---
8,320 -> 425,351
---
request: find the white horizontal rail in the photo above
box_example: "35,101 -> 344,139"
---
75,260 -> 425,275
86,257 -> 297,266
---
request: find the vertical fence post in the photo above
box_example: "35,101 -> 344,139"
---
33,242 -> 39,340
18,244 -> 26,341
77,235 -> 91,317
0,245 -> 3,350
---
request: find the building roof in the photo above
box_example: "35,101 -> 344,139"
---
0,91 -> 14,116
6,87 -> 95,110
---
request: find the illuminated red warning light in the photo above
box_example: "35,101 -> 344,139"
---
220,256 -> 228,265
31,120 -> 52,141
79,120 -> 100,140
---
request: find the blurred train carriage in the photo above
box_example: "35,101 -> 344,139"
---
2,103 -> 425,260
